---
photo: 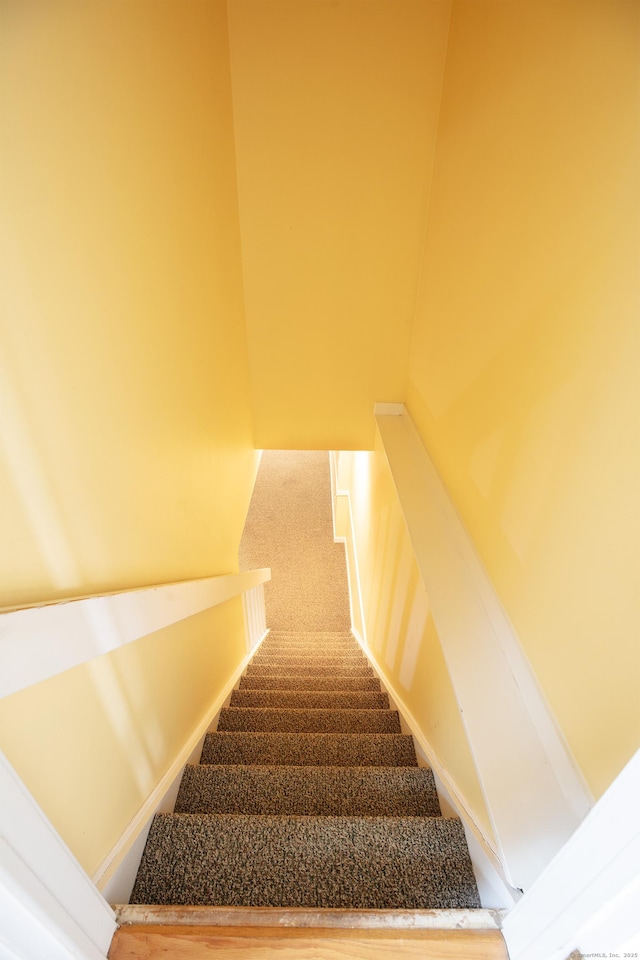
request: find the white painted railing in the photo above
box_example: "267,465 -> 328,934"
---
373,405 -> 592,891
242,581 -> 269,654
0,568 -> 271,699
0,567 -> 271,958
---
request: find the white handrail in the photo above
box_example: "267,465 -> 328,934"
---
375,406 -> 591,890
0,569 -> 271,699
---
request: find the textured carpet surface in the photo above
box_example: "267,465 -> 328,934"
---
218,706 -> 402,734
264,631 -> 359,647
244,661 -> 374,677
239,674 -> 382,691
200,731 -> 419,767
175,765 -> 441,817
239,451 -> 351,631
252,649 -> 365,664
131,813 -> 480,909
230,689 -> 390,710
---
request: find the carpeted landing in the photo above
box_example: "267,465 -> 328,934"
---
131,630 -> 481,909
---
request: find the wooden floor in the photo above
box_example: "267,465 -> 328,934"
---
109,924 -> 510,959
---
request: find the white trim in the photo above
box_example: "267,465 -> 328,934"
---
242,584 -> 268,654
95,628 -> 270,903
0,753 -> 115,959
329,449 -> 340,542
503,749 -> 640,960
0,569 -> 271,698
341,499 -> 367,648
375,408 -> 592,889
373,402 -> 405,416
329,452 -> 367,647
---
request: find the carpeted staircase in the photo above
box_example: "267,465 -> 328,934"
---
130,451 -> 481,912
130,627 -> 480,909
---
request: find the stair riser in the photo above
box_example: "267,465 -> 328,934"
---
267,632 -> 355,638
256,651 -> 363,660
244,664 -> 374,677
201,732 -> 418,767
218,707 -> 401,734
239,676 -> 382,691
251,657 -> 366,669
176,765 -> 441,817
258,636 -> 362,653
230,691 -> 389,710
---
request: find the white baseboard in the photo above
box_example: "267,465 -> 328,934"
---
95,631 -> 269,904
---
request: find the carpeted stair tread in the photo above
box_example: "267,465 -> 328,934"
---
265,632 -> 355,637
258,636 -> 362,653
229,689 -> 390,710
175,764 -> 441,817
268,631 -> 355,638
218,707 -> 401,734
253,649 -> 365,662
264,635 -> 358,647
250,657 -> 367,670
245,661 -> 374,677
261,645 -> 361,655
201,731 -> 418,767
239,675 -> 382,692
130,813 -> 480,909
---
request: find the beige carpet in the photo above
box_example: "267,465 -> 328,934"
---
239,451 -> 351,632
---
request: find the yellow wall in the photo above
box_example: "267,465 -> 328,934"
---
227,0 -> 451,449
407,0 -> 640,798
337,443 -> 494,842
0,0 -> 259,872
1,0 -> 258,609
0,599 -> 247,876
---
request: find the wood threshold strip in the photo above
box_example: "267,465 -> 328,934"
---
114,905 -> 506,930
109,924 -> 509,960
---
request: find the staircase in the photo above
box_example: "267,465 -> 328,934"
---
110,452 -> 507,957
129,629 -> 480,910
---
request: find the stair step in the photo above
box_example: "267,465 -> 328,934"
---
218,707 -> 401,734
176,764 -> 441,817
254,647 -> 364,661
259,634 -> 361,646
201,732 -> 418,767
260,637 -> 360,646
250,654 -> 366,669
229,690 -> 389,710
267,631 -> 355,639
245,662 -> 374,677
239,674 -> 382,691
130,813 -> 480,909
